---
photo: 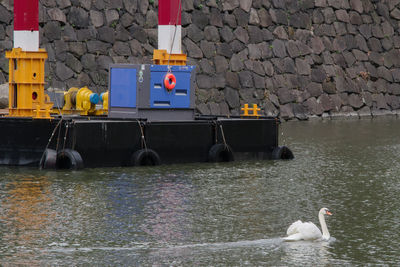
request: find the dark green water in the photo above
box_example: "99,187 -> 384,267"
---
1,118 -> 399,266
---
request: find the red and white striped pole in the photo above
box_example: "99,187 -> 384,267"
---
158,0 -> 181,54
13,0 -> 39,51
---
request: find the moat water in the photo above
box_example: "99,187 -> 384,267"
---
1,118 -> 399,265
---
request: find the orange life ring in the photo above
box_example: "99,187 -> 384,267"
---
164,73 -> 176,91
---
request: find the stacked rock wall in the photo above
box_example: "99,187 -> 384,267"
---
1,0 -> 400,119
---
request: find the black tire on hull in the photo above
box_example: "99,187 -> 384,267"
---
131,149 -> 161,166
39,148 -> 57,169
56,149 -> 84,170
272,146 -> 294,160
208,144 -> 234,162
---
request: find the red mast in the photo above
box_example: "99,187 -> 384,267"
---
158,0 -> 182,54
13,0 -> 39,51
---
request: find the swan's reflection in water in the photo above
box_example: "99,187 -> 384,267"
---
281,239 -> 336,266
137,237 -> 335,265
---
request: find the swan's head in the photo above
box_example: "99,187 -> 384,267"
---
320,207 -> 332,216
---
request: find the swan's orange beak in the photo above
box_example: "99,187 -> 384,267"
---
326,211 -> 332,216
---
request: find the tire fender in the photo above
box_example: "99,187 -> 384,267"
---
56,149 -> 84,170
39,148 -> 57,170
272,146 -> 294,160
208,144 -> 234,162
131,149 -> 161,166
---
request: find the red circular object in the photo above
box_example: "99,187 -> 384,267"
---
164,73 -> 176,91
32,92 -> 38,100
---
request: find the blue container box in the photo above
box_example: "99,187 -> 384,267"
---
149,65 -> 194,109
109,64 -> 196,120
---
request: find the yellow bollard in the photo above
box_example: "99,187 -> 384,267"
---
252,104 -> 261,117
241,104 -> 261,118
241,104 -> 250,116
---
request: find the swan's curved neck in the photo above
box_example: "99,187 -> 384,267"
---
319,213 -> 330,240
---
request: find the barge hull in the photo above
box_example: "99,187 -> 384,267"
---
0,117 -> 280,168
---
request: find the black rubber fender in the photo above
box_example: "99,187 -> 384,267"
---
271,146 -> 294,160
39,148 -> 57,170
131,149 -> 161,166
208,143 -> 234,162
56,149 -> 84,170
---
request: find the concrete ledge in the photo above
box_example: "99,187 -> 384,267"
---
280,108 -> 400,122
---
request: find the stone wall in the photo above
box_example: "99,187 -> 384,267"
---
1,0 -> 400,119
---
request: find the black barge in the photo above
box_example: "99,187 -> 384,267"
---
0,115 -> 293,169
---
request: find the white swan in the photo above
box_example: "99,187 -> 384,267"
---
283,208 -> 332,241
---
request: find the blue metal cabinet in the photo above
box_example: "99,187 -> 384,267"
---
110,67 -> 137,108
149,65 -> 194,108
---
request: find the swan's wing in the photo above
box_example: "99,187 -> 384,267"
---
296,222 -> 322,240
286,220 -> 303,235
283,233 -> 303,241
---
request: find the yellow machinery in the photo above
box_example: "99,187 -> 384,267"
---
5,47 -> 107,118
59,87 -> 77,114
55,87 -> 108,116
100,91 -> 108,112
5,48 -> 53,119
153,49 -> 187,66
59,87 -> 103,116
76,87 -> 99,115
